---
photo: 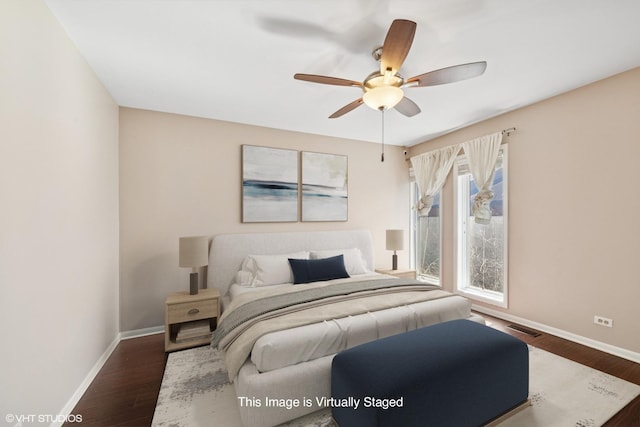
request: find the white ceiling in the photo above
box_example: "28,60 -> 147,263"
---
45,0 -> 640,147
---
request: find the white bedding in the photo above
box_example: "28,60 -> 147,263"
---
226,273 -> 472,373
250,294 -> 472,372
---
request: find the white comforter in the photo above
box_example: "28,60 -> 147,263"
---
213,275 -> 461,379
250,295 -> 472,372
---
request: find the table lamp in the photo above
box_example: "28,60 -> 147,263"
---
386,229 -> 404,270
179,236 -> 208,295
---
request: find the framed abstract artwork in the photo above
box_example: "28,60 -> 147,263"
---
301,151 -> 348,222
242,145 -> 298,223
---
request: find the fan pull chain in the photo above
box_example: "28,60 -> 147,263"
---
380,108 -> 385,162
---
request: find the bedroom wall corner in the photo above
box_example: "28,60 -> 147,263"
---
0,0 -> 120,419
118,108 -> 410,332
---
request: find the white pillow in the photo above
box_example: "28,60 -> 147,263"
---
310,248 -> 368,275
241,251 -> 310,286
234,270 -> 257,287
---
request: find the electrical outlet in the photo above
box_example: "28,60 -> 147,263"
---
594,315 -> 613,328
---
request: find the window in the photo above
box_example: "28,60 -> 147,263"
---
454,146 -> 508,307
411,185 -> 441,285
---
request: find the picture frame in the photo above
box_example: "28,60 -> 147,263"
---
301,151 -> 348,222
241,145 -> 298,223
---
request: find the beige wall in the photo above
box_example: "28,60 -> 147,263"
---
0,0 -> 119,418
409,67 -> 640,354
119,108 -> 409,331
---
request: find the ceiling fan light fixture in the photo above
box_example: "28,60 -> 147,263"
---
363,85 -> 404,110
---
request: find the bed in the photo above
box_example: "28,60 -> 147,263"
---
207,229 -> 482,427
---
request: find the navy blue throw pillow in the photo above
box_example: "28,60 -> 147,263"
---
288,255 -> 350,284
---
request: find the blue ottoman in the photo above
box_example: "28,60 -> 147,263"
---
331,319 -> 528,427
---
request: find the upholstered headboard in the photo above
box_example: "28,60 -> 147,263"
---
207,229 -> 374,298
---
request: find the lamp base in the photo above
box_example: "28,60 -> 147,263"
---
189,272 -> 199,295
392,253 -> 398,270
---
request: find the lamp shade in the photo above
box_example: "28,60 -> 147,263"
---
179,236 -> 208,268
386,229 -> 404,251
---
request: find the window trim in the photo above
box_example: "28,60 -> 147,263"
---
410,183 -> 442,286
453,145 -> 509,308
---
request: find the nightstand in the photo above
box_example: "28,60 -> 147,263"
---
165,288 -> 220,352
375,268 -> 416,279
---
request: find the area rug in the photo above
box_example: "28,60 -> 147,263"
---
152,345 -> 639,427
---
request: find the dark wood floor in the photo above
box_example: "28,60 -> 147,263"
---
64,334 -> 168,426
66,313 -> 640,426
484,315 -> 640,427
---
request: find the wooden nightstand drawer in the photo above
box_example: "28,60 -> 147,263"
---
165,288 -> 220,352
167,299 -> 216,323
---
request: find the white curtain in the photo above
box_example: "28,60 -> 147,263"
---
410,144 -> 462,216
462,132 -> 503,224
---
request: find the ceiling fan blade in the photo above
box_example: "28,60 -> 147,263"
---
406,61 -> 487,87
329,98 -> 364,118
394,96 -> 421,117
380,19 -> 416,75
294,73 -> 362,87
257,17 -> 331,39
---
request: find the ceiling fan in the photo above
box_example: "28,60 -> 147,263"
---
294,19 -> 487,118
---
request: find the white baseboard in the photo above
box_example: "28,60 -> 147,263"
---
53,333 -> 121,427
473,305 -> 640,364
120,325 -> 164,340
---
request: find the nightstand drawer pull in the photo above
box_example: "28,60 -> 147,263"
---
188,308 -> 200,315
